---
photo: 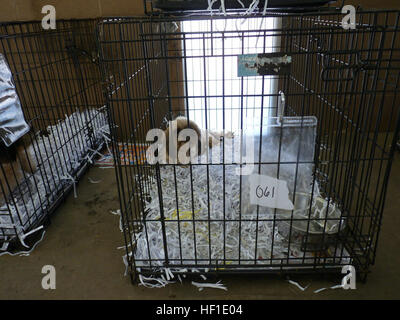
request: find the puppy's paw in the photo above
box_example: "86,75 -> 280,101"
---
225,131 -> 235,139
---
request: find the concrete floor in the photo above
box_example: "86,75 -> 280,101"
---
0,153 -> 399,300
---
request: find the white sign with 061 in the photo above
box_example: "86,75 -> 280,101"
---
249,174 -> 294,211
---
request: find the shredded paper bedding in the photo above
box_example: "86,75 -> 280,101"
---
0,109 -> 109,242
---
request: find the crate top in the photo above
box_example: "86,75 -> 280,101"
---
143,0 -> 344,16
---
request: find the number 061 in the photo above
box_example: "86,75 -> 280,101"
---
255,185 -> 275,199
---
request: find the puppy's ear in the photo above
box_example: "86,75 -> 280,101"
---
187,119 -> 202,139
16,144 -> 36,174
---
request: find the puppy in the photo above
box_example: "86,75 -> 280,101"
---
0,135 -> 37,205
163,116 -> 233,164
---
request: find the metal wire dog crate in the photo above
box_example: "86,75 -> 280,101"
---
98,8 -> 400,282
0,20 -> 108,248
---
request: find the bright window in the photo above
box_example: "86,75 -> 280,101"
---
182,17 -> 279,132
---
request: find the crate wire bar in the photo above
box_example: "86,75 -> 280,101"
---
0,20 -> 108,247
98,9 -> 400,283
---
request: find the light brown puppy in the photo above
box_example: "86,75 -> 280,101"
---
164,116 -> 233,164
0,136 -> 37,205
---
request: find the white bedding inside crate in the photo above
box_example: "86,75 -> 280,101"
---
132,128 -> 349,272
0,109 -> 109,242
